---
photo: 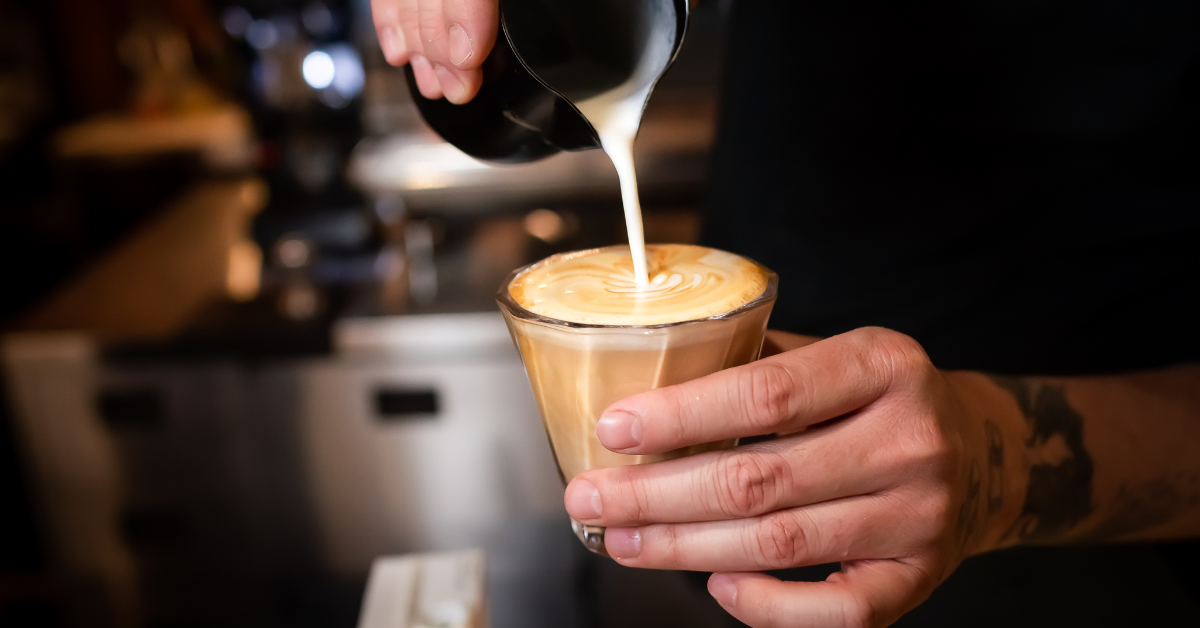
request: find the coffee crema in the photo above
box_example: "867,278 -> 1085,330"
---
508,244 -> 769,325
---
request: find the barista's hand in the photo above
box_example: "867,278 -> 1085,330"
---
564,327 -> 1024,628
370,0 -> 499,103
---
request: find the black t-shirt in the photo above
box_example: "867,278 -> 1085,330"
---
702,1 -> 1200,625
704,0 -> 1200,375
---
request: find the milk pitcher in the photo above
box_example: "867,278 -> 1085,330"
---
404,0 -> 689,163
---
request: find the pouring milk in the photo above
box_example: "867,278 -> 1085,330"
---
573,21 -> 677,289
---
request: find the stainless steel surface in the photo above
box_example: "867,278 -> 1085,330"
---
349,97 -> 716,213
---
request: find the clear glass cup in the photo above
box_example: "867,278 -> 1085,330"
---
496,246 -> 778,555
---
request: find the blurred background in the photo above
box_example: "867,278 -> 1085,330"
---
0,0 -> 735,626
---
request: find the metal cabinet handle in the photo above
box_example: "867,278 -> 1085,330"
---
374,388 -> 439,421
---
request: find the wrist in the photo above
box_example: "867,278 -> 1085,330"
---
943,371 -> 1030,555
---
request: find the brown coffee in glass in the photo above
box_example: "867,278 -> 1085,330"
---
497,244 -> 777,555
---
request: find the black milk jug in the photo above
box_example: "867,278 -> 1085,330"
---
404,0 -> 689,163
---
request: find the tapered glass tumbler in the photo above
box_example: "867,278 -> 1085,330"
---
496,249 -> 777,555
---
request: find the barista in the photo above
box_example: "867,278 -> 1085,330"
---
370,1 -> 1200,626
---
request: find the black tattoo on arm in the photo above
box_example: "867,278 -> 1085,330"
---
1080,476 -> 1200,542
989,376 -> 1094,543
956,459 -> 982,547
958,421 -> 1005,549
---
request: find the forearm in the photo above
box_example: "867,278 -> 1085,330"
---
955,365 -> 1200,551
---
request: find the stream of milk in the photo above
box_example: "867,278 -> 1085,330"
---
576,95 -> 651,287
572,20 -> 676,289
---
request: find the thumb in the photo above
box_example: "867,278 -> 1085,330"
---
708,559 -> 936,628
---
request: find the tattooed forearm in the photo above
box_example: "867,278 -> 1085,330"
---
989,376 -> 1094,543
1080,476 -> 1200,541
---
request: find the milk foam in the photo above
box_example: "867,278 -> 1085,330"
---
509,245 -> 769,325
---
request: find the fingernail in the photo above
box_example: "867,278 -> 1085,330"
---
432,63 -> 466,103
564,479 -> 602,520
378,26 -> 406,64
708,574 -> 737,609
597,410 -> 641,450
605,528 -> 641,559
410,55 -> 443,99
448,23 -> 474,67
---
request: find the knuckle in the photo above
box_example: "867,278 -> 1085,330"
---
843,593 -> 879,628
742,363 -> 796,431
664,387 -> 698,445
753,511 -> 806,568
911,418 -> 955,464
759,594 -> 787,628
875,328 -> 933,381
396,13 -> 423,49
854,327 -> 929,370
891,423 -> 959,496
371,0 -> 397,23
419,25 -> 443,46
715,450 -> 789,517
619,472 -> 654,524
397,2 -> 419,25
658,523 -> 684,564
416,6 -> 444,42
905,410 -> 961,480
927,489 -> 956,531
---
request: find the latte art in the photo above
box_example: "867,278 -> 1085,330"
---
509,245 -> 769,325
604,270 -> 704,296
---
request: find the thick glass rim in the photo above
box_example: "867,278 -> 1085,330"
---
495,245 -> 779,330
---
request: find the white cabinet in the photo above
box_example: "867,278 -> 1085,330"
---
300,313 -> 564,575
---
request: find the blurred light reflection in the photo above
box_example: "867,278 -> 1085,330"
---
221,6 -> 252,37
302,50 -> 335,89
245,19 -> 278,50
